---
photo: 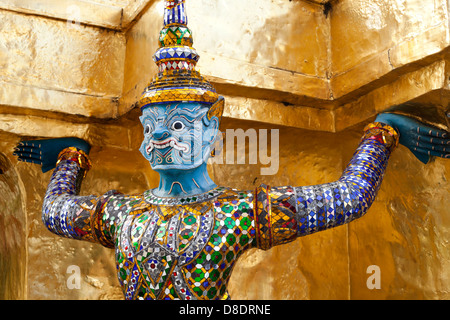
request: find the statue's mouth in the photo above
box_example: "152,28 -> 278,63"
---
146,137 -> 190,155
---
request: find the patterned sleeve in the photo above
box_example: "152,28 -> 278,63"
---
254,122 -> 399,250
42,147 -> 147,249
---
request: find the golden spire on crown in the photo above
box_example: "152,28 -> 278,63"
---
139,0 -> 219,108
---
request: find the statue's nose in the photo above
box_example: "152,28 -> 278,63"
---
152,126 -> 170,140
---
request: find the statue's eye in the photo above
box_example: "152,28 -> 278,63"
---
144,124 -> 152,135
171,121 -> 184,131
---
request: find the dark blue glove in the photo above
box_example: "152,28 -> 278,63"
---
13,137 -> 91,173
375,113 -> 449,164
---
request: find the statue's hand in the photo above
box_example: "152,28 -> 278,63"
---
375,113 -> 449,164
13,137 -> 90,173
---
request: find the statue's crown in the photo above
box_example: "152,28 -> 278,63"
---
139,0 -> 219,108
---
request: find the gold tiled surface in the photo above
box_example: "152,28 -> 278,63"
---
1,0 -> 449,130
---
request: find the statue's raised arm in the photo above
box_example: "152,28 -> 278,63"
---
255,111 -> 448,250
13,137 -> 144,248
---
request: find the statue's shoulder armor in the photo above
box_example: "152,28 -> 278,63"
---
128,197 -> 153,216
102,190 -> 151,216
214,187 -> 254,204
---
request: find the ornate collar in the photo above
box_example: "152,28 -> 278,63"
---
143,186 -> 228,206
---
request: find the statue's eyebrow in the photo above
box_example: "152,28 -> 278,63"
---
164,104 -> 207,125
146,108 -> 158,119
165,104 -> 180,119
140,108 -> 158,124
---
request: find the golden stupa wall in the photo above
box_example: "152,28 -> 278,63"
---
0,0 -> 449,300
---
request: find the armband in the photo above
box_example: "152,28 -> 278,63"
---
362,122 -> 399,153
57,147 -> 92,171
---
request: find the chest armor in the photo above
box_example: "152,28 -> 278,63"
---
114,188 -> 256,300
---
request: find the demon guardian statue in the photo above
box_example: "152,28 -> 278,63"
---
14,0 -> 449,300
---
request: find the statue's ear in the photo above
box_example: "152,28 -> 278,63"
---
207,96 -> 225,123
201,97 -> 224,144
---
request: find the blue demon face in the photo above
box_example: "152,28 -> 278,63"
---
139,102 -> 219,172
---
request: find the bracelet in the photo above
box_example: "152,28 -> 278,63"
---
362,122 -> 399,153
57,147 -> 92,171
